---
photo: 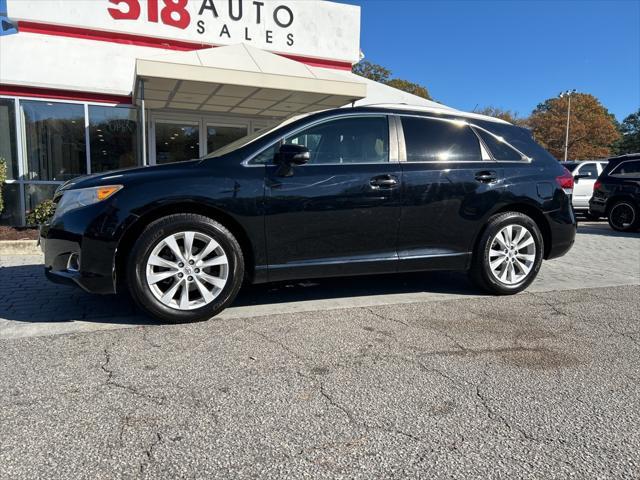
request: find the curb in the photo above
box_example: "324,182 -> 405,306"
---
0,240 -> 41,255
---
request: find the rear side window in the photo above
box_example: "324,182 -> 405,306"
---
610,160 -> 640,176
474,128 -> 523,161
401,117 -> 481,162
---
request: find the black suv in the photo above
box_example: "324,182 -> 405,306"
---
41,106 -> 576,323
590,154 -> 640,231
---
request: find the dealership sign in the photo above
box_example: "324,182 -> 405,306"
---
4,0 -> 361,63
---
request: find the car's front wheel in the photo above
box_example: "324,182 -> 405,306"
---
470,212 -> 544,295
607,200 -> 638,232
127,213 -> 244,323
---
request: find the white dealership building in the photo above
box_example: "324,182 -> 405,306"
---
0,0 -> 450,225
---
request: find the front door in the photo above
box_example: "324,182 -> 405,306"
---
396,115 -> 502,271
572,162 -> 600,209
264,114 -> 402,281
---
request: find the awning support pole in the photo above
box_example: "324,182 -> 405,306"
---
139,79 -> 148,166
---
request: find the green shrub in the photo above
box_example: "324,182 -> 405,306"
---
0,158 -> 6,215
26,199 -> 56,226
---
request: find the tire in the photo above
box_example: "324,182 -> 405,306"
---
607,200 -> 638,232
127,213 -> 244,323
469,212 -> 544,295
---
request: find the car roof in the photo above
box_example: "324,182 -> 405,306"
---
607,153 -> 640,163
350,104 -> 512,125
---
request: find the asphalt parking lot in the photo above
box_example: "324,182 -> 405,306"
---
0,221 -> 639,478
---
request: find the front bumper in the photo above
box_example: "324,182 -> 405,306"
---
40,205 -> 121,295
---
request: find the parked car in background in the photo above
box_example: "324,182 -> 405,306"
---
40,105 -> 577,323
561,160 -> 608,218
589,154 -> 640,231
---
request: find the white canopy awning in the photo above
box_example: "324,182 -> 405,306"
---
134,44 -> 367,117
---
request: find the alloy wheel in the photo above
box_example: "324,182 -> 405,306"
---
488,224 -> 536,285
609,203 -> 636,230
145,231 -> 229,310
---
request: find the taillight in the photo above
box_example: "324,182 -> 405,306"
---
556,168 -> 574,194
593,180 -> 602,191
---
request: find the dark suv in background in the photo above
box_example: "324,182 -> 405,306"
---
41,106 -> 576,323
590,154 -> 640,231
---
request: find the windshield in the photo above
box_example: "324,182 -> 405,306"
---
204,112 -> 314,159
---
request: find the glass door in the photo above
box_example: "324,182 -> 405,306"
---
206,124 -> 247,155
154,120 -> 200,164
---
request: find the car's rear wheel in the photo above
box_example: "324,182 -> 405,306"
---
127,213 -> 244,323
607,201 -> 638,232
470,212 -> 544,295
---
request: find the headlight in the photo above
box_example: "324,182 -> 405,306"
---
53,185 -> 123,219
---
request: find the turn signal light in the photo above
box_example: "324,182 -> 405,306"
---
556,168 -> 574,194
96,185 -> 123,201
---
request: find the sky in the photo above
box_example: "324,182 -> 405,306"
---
338,0 -> 640,121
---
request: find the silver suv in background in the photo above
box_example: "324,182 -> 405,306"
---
562,160 -> 609,218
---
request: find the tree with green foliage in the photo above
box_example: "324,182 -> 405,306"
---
613,109 -> 640,155
474,106 -> 528,127
352,60 -> 432,100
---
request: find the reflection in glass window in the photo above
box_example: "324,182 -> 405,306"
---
611,161 -> 640,176
155,122 -> 199,164
0,183 -> 21,225
0,99 -> 18,179
21,100 -> 86,181
474,128 -> 523,161
402,117 -> 481,162
90,106 -> 139,173
207,125 -> 247,154
284,116 -> 389,164
24,183 -> 58,215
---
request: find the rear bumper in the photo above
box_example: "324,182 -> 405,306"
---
544,208 -> 577,260
589,197 -> 607,216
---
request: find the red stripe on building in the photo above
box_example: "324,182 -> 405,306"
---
0,84 -> 132,104
17,21 -> 354,71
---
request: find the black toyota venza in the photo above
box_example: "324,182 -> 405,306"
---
41,106 -> 576,323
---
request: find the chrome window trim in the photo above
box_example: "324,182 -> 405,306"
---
242,112 -> 398,167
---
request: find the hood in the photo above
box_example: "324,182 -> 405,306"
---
58,159 -> 203,193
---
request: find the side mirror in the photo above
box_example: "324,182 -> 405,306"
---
277,144 -> 310,166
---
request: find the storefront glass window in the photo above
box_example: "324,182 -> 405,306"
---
155,122 -> 199,164
207,125 -> 247,155
24,183 -> 58,216
0,98 -> 19,179
0,183 -> 21,225
89,106 -> 139,173
21,100 -> 86,181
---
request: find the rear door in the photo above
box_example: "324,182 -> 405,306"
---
395,115 -> 501,271
263,114 -> 402,281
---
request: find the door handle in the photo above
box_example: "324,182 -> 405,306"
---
370,175 -> 399,188
475,171 -> 498,183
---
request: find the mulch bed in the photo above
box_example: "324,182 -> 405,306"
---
0,226 -> 39,241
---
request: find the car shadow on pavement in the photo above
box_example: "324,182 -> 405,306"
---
577,223 -> 640,239
0,263 -> 479,325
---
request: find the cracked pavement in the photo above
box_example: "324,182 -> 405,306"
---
1,285 -> 640,479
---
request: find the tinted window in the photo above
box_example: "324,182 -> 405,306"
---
577,163 -> 598,178
0,98 -> 18,179
562,163 -> 579,172
284,116 -> 389,164
21,100 -> 86,181
89,106 -> 139,173
475,128 -> 523,161
402,117 -> 481,162
611,160 -> 640,176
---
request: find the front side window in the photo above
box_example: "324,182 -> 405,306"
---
283,116 -> 389,164
89,105 -> 139,173
401,117 -> 481,162
611,160 -> 640,176
474,128 -> 523,161
577,163 -> 598,178
21,100 -> 86,181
